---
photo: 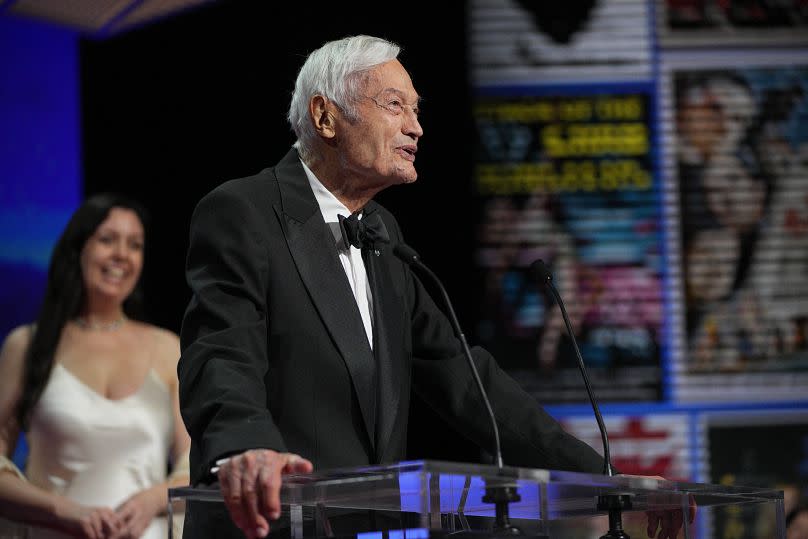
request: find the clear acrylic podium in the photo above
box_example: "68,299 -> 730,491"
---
168,460 -> 785,539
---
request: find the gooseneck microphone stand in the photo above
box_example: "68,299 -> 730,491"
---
530,260 -> 631,539
394,244 -> 525,536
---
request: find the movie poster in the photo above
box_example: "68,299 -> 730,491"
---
560,413 -> 692,480
659,0 -> 808,47
473,84 -> 665,403
469,0 -> 651,84
699,409 -> 808,539
668,64 -> 808,401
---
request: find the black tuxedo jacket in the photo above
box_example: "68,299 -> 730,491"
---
178,148 -> 605,488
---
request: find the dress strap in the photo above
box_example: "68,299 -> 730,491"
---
0,455 -> 25,480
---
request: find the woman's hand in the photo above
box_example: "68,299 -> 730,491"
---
55,499 -> 123,539
115,488 -> 163,539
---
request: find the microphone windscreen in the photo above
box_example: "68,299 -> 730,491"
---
393,243 -> 420,265
530,259 -> 553,284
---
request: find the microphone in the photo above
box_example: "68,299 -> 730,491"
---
396,243 -> 532,536
393,243 -> 504,469
529,259 -> 614,477
531,261 -> 636,539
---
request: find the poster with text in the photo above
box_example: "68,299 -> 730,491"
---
473,84 -> 665,404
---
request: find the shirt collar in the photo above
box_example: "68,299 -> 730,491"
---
301,158 -> 357,250
300,158 -> 351,224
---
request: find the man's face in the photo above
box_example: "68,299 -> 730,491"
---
336,59 -> 423,188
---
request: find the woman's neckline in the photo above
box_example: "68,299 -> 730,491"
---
54,362 -> 168,402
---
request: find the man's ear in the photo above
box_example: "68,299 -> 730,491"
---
310,95 -> 337,140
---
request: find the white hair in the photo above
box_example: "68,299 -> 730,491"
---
287,35 -> 401,161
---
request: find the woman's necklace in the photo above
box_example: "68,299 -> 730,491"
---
73,314 -> 127,331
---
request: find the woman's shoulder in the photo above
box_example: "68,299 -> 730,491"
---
1,325 -> 34,362
0,325 -> 34,397
131,322 -> 180,383
129,320 -> 177,341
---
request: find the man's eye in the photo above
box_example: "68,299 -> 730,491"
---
387,100 -> 403,112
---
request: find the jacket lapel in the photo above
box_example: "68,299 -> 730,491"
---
272,150 -> 377,450
364,204 -> 407,462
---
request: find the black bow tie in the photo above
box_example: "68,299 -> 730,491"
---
338,211 -> 390,253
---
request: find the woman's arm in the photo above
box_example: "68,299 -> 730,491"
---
0,326 -> 122,539
165,328 -> 192,489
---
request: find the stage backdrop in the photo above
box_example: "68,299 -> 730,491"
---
3,3 -> 808,534
0,15 -> 81,468
468,2 -> 808,536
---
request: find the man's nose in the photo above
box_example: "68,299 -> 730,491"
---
403,110 -> 423,139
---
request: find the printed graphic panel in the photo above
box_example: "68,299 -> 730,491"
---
470,0 -> 652,85
698,409 -> 808,539
473,83 -> 666,403
664,61 -> 808,402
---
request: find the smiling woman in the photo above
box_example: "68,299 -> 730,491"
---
0,193 -> 190,539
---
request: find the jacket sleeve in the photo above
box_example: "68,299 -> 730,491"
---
178,186 -> 287,484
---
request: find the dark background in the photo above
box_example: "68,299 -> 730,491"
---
81,0 -> 476,335
80,0 -> 482,462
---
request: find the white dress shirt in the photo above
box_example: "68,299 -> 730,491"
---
300,159 -> 375,349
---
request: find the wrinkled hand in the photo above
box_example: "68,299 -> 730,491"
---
643,478 -> 697,539
219,449 -> 313,539
58,501 -> 124,539
116,488 -> 162,538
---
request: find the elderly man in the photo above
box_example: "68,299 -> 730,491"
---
178,35 -> 686,539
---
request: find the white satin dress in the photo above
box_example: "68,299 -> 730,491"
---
10,363 -> 174,539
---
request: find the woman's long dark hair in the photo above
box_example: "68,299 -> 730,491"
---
16,193 -> 150,431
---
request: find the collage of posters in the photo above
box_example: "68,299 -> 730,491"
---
470,1 -> 808,535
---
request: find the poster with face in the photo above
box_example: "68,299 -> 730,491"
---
665,61 -> 808,402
